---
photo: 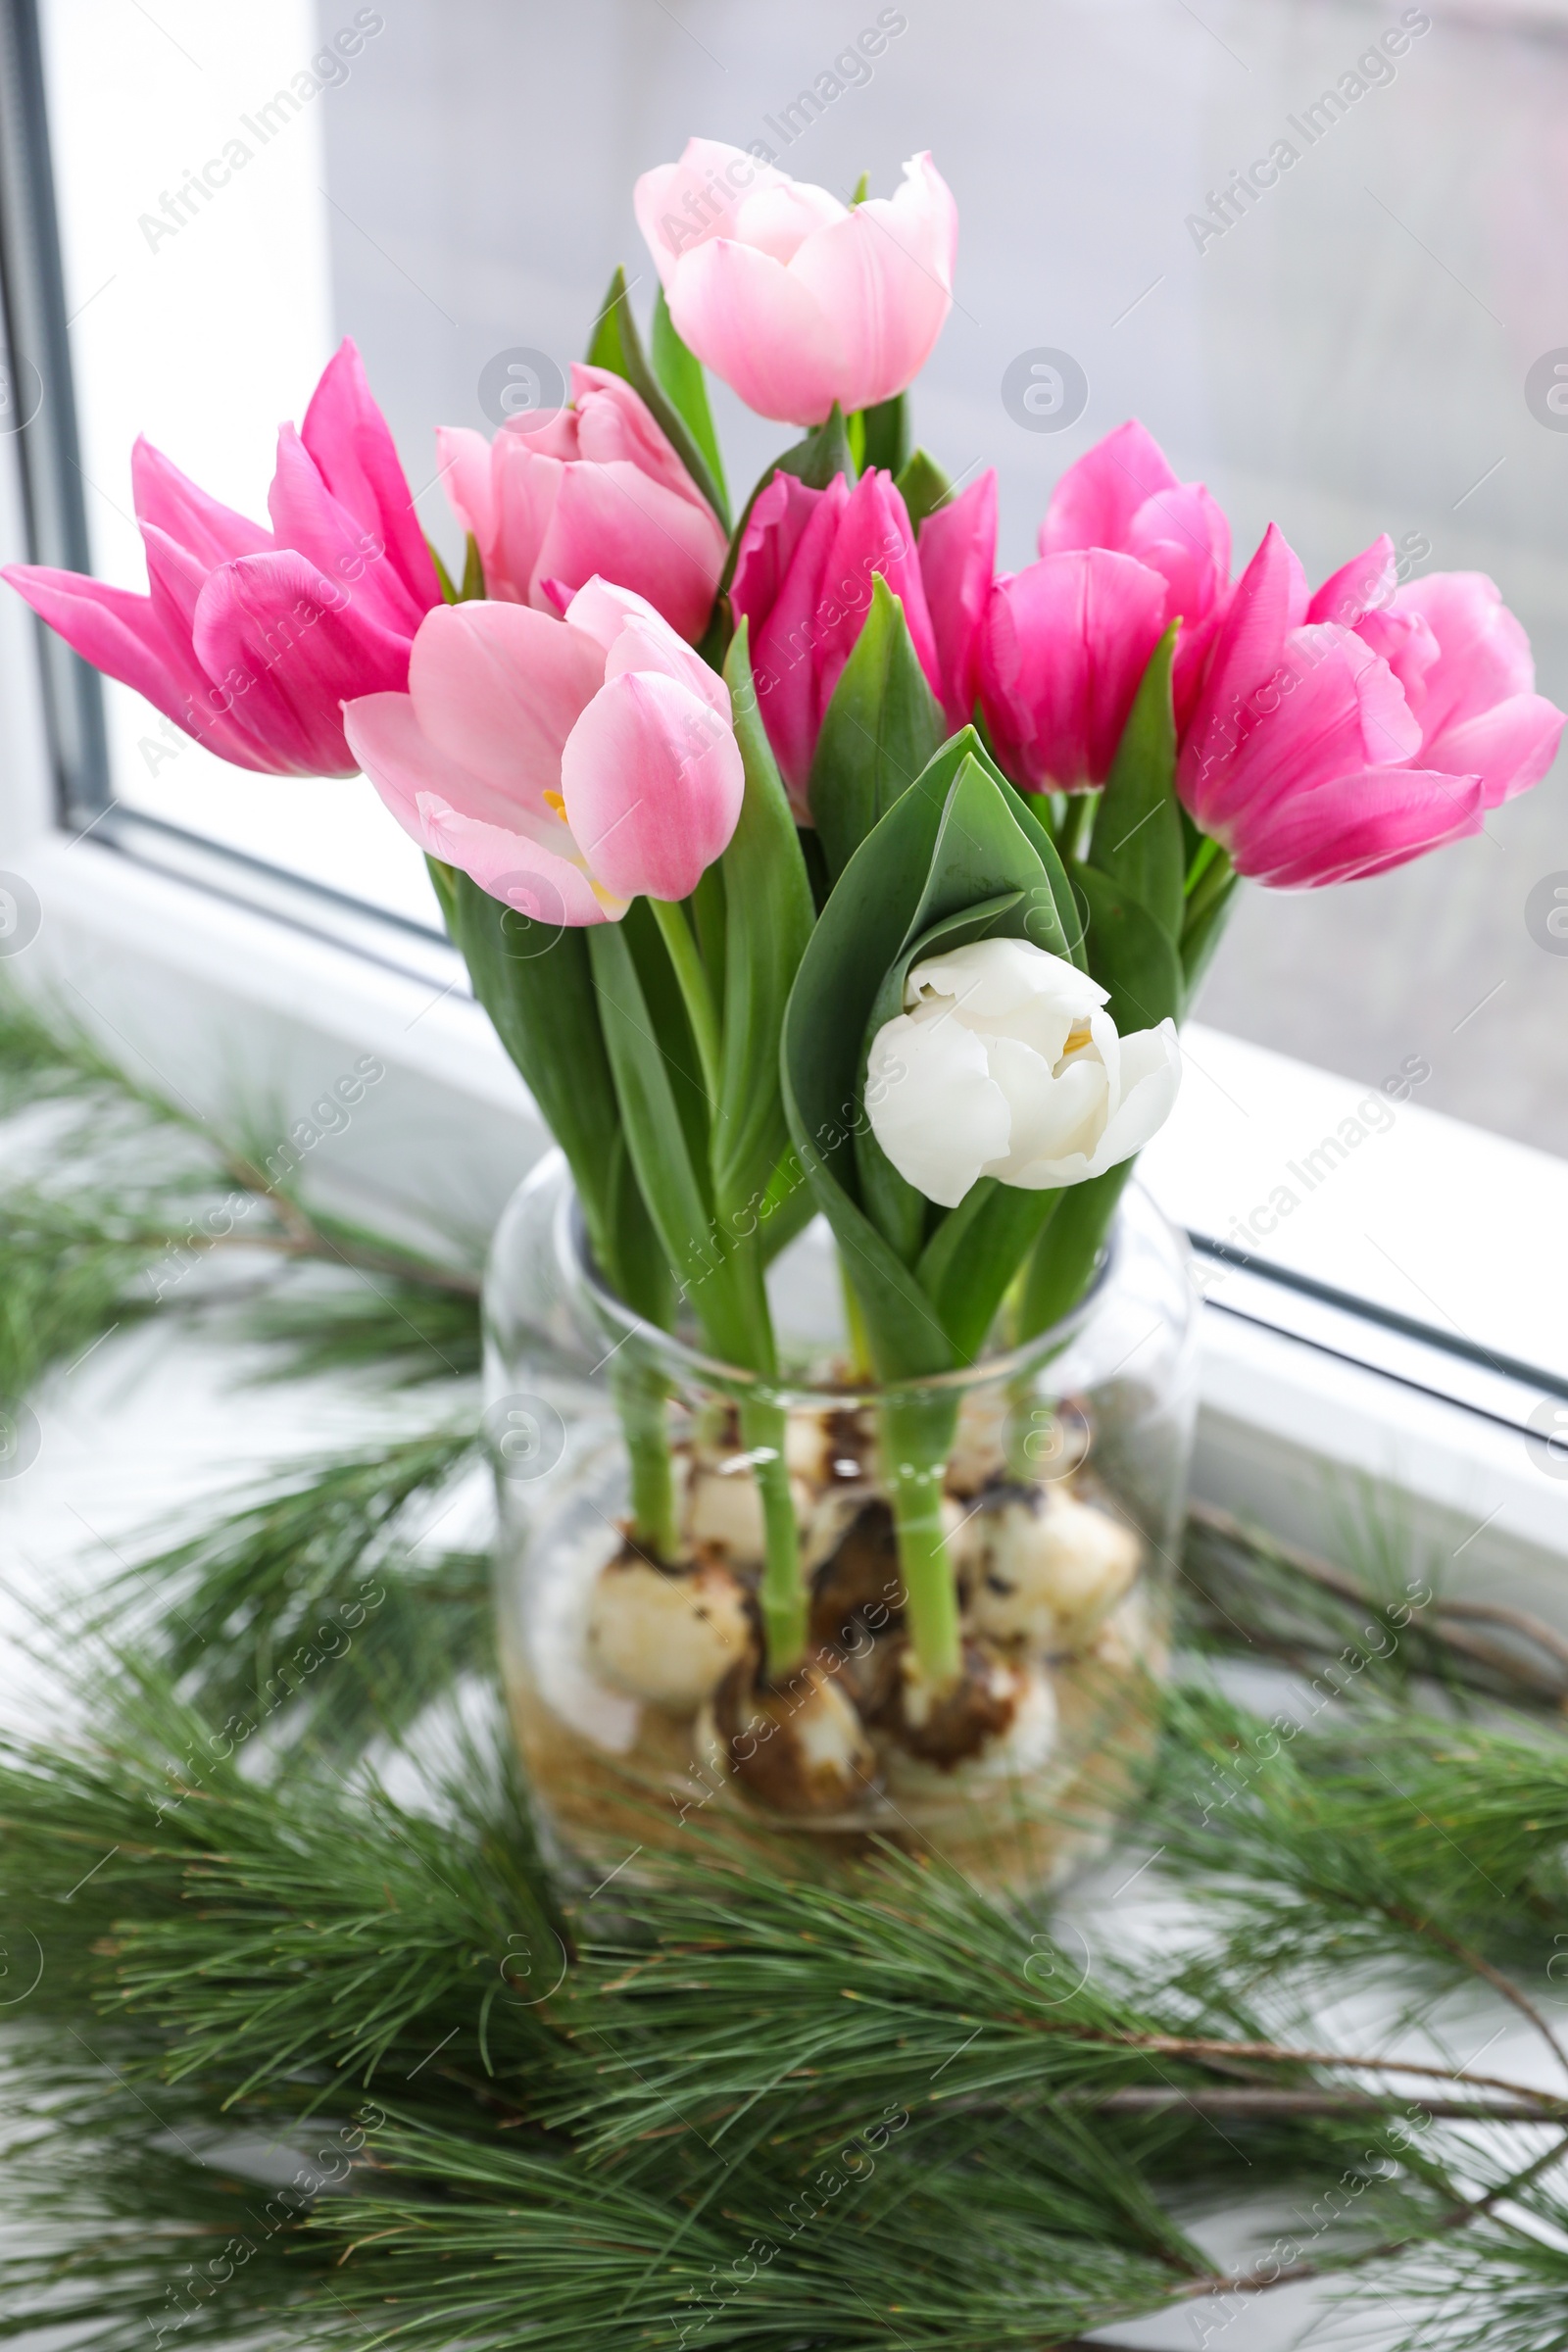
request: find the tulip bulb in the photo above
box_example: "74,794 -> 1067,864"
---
585,1547 -> 754,1713
707,1659 -> 876,1816
875,1638 -> 1057,1780
968,1489 -> 1143,1655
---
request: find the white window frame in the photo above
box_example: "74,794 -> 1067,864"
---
0,9 -> 1564,1615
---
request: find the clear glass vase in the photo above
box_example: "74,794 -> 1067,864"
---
485,1151 -> 1198,1895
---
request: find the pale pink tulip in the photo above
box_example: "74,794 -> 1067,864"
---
978,549 -> 1169,795
343,578 -> 744,922
634,140 -> 957,427
4,341 -> 439,775
729,466 -> 942,812
918,470 -> 997,733
1173,524 -> 1557,887
435,365 -> 725,643
1039,420 -> 1231,727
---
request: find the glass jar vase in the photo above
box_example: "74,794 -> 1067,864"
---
485,1151 -> 1198,1895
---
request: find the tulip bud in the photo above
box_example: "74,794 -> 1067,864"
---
864,936 -> 1181,1208
634,141 -> 957,427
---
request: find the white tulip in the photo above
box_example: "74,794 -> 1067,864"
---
864,936 -> 1181,1209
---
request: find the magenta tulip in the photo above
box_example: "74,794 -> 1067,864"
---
1038,420 -> 1231,727
634,140 -> 957,427
435,365 -> 726,644
343,578 -> 744,923
1310,539 -> 1565,827
978,548 -> 1169,795
730,465 -> 943,813
3,340 -> 440,776
918,470 -> 997,733
1174,524 -> 1564,887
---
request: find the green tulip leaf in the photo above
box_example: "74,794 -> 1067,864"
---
1089,622 -> 1184,942
1074,862 -> 1184,1035
782,747 -> 1071,1377
712,622 -> 816,1224
1016,1162 -> 1134,1344
433,861 -> 668,1324
808,574 -> 945,882
858,391 -> 909,476
587,918 -> 771,1365
652,289 -> 729,523
894,448 -> 951,533
772,401 -> 858,492
918,1179 -> 1062,1364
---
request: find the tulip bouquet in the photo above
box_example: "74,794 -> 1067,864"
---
12,138 -> 1561,1846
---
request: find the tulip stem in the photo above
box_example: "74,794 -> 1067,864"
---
881,1391 -> 963,1690
651,896 -> 723,1105
1069,792 -> 1100,863
1183,844 -> 1235,937
611,1356 -> 680,1562
740,1396 -> 808,1680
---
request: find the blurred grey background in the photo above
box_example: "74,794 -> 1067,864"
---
317,0 -> 1563,1156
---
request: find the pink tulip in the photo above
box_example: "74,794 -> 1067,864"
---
343,578 -> 744,922
634,140 -> 957,427
435,365 -> 726,644
1310,538 -> 1564,830
1038,420 -> 1231,727
918,470 -> 997,733
3,341 -> 440,776
978,548 -> 1170,795
1173,524 -> 1564,887
729,465 -> 943,813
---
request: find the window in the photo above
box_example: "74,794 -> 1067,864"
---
4,0 -> 1566,1565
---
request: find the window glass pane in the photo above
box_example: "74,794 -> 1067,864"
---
36,0 -> 1568,1155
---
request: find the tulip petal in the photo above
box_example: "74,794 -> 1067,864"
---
192,550 -> 417,776
269,423 -> 428,639
1197,625 -> 1419,838
1228,764 -> 1484,887
540,459 -> 724,643
435,424 -> 499,568
866,1010 -> 1010,1208
300,337 -> 443,618
406,599 -> 603,807
1396,571 -> 1543,738
1308,535 -> 1396,629
747,476 -> 852,796
559,667 -> 744,903
3,560 -> 287,772
569,363 -> 718,513
344,688 -> 615,926
667,235 -> 847,427
785,153 -> 956,418
918,469 -> 998,733
816,468 -> 941,716
633,138 -> 797,289
130,437 -> 273,568
1179,523 -> 1310,816
1038,419 -> 1180,557
1420,691 -> 1564,807
983,1037 -> 1109,1180
1090,1021 -> 1182,1171
600,607 -> 732,721
981,549 -> 1168,791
